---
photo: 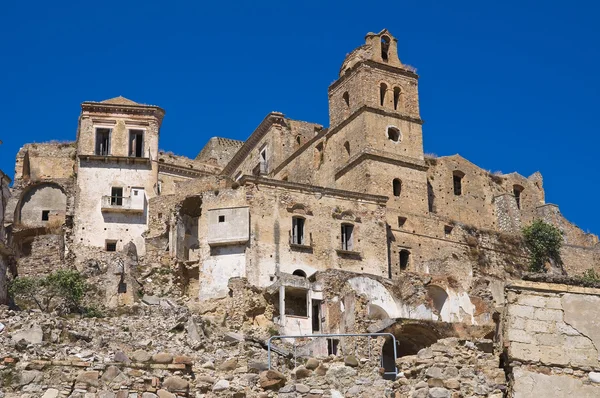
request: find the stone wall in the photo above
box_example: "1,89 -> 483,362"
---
504,280 -> 600,397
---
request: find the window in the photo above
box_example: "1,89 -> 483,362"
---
41,210 -> 50,221
95,128 -> 111,155
393,87 -> 401,110
129,130 -> 144,157
513,185 -> 524,209
400,249 -> 410,270
444,225 -> 453,235
380,83 -> 387,106
284,288 -> 308,317
292,217 -> 305,245
106,240 -> 117,252
387,127 -> 400,142
453,171 -> 464,196
296,135 -> 301,145
110,187 -> 123,206
398,216 -> 407,228
293,269 -> 307,277
259,147 -> 268,173
218,215 -> 225,223
343,91 -> 350,109
344,141 -> 350,157
341,224 -> 354,251
393,178 -> 402,197
381,36 -> 390,62
314,142 -> 324,168
327,338 -> 340,355
312,300 -> 322,332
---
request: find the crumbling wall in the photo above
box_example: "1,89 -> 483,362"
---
504,280 -> 600,397
194,137 -> 244,168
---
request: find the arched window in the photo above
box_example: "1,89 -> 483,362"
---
381,36 -> 390,62
513,185 -> 524,209
343,91 -> 350,109
393,87 -> 401,110
344,141 -> 350,157
387,126 -> 400,142
292,216 -> 305,245
292,269 -> 307,278
296,135 -> 301,145
400,249 -> 410,270
393,178 -> 402,197
453,171 -> 465,196
341,223 -> 354,251
380,83 -> 387,106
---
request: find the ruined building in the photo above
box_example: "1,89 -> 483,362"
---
2,30 -> 600,396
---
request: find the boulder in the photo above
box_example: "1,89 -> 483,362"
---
428,387 -> 450,398
11,323 -> 43,345
293,365 -> 312,379
173,355 -> 192,365
162,376 -> 189,391
113,351 -> 131,364
151,352 -> 173,364
344,355 -> 359,367
218,358 -> 238,371
156,390 -> 175,398
75,371 -> 100,387
212,380 -> 230,392
259,370 -> 287,390
305,358 -> 319,370
41,389 -> 59,398
131,350 -> 151,363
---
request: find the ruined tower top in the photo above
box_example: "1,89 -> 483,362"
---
339,29 -> 403,76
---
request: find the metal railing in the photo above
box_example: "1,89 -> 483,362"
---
267,332 -> 398,379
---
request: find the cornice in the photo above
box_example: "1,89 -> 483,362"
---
158,162 -> 216,178
81,102 -> 165,123
78,154 -> 152,167
239,175 -> 389,205
335,148 -> 428,180
221,112 -> 286,176
329,60 -> 419,92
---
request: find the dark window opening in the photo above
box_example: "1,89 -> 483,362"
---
444,225 -> 453,235
393,178 -> 402,197
292,269 -> 307,277
344,141 -> 350,157
453,171 -> 464,196
296,135 -> 301,145
398,216 -> 407,227
513,185 -> 524,209
400,249 -> 410,270
106,241 -> 117,252
118,281 -> 127,293
380,83 -> 387,106
284,288 -> 308,317
129,130 -> 144,157
341,224 -> 354,251
343,91 -> 350,109
314,143 -> 324,167
387,127 -> 400,142
393,87 -> 401,110
292,217 -> 305,245
427,180 -> 436,213
218,215 -> 225,223
327,338 -> 340,356
312,300 -> 322,332
95,128 -> 111,155
111,187 -> 123,206
381,35 -> 390,62
41,210 -> 50,221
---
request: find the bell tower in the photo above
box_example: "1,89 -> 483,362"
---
328,30 -> 428,215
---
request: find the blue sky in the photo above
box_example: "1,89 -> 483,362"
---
1,0 -> 598,234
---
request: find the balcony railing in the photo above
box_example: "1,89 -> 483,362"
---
101,196 -> 143,213
289,231 -> 313,251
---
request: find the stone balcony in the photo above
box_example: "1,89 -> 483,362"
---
100,196 -> 143,213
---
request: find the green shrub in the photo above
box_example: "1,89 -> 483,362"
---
522,220 -> 563,273
9,269 -> 87,313
582,268 -> 600,283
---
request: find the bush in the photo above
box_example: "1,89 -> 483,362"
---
582,268 -> 600,283
9,269 -> 87,313
522,220 -> 563,273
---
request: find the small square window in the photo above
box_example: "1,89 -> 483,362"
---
444,225 -> 453,235
218,215 -> 225,223
106,241 -> 117,252
398,216 -> 407,228
133,190 -> 138,196
41,210 -> 50,221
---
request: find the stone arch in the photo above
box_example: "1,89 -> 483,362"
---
426,285 -> 449,320
347,276 -> 400,318
16,182 -> 67,226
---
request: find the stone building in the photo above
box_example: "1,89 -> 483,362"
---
3,29 -> 600,341
0,169 -> 12,304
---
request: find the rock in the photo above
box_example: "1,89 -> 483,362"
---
75,371 -> 100,387
305,358 -> 320,370
415,381 -> 429,389
426,366 -> 443,379
41,388 -> 59,398
18,370 -> 43,386
196,376 -> 216,384
114,351 -> 131,364
156,390 -> 175,398
428,388 -> 450,398
293,365 -> 312,379
296,384 -> 310,393
131,350 -> 151,363
142,295 -> 160,305
151,352 -> 173,363
218,358 -> 238,371
589,372 -> 600,383
259,370 -> 287,390
346,385 -> 361,396
101,365 -> 127,384
201,361 -> 215,369
427,378 -> 444,387
442,366 -> 458,379
326,365 -> 357,379
173,355 -> 192,365
162,376 -> 189,391
141,394 -> 157,398
11,323 -> 43,345
417,347 -> 434,359
443,379 -> 460,389
98,391 -> 116,398
187,317 -> 205,347
212,379 -> 230,392
248,360 -> 269,373
315,363 -> 329,376
224,331 -> 244,342
330,390 -> 344,398
279,384 -> 295,393
344,355 -> 359,367
475,339 -> 494,353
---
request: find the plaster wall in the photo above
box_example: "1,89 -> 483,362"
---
18,184 -> 67,226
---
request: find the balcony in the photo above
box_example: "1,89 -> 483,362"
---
101,196 -> 144,213
289,231 -> 313,252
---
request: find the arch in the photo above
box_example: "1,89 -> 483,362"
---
342,91 -> 350,109
292,269 -> 307,278
379,83 -> 388,106
426,285 -> 449,317
453,170 -> 465,196
343,141 -> 350,158
347,276 -> 401,318
392,178 -> 402,197
381,35 -> 390,62
399,249 -> 410,270
296,135 -> 302,145
367,303 -> 389,320
393,87 -> 402,110
387,126 -> 401,142
513,184 -> 524,209
16,182 -> 67,226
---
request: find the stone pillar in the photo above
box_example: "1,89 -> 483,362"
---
279,285 -> 286,326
